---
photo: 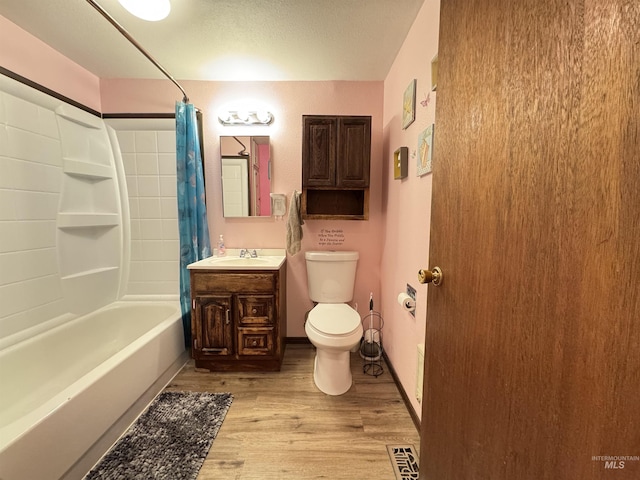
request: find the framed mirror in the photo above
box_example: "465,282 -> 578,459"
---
220,136 -> 271,217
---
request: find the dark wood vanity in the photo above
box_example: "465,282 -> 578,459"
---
189,260 -> 287,372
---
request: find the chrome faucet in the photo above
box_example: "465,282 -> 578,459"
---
240,248 -> 258,258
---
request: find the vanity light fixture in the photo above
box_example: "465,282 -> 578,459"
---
118,0 -> 171,21
218,110 -> 274,126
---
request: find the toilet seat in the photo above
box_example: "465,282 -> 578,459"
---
307,303 -> 361,336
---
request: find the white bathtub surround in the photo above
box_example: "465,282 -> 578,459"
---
0,74 -> 128,336
0,299 -> 187,480
105,118 -> 179,297
56,104 -> 128,315
0,74 -> 187,479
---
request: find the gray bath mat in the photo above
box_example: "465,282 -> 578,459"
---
387,444 -> 420,479
84,391 -> 233,480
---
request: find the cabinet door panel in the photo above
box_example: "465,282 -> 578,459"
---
303,116 -> 337,186
237,327 -> 275,355
337,117 -> 371,187
238,295 -> 275,325
194,295 -> 233,356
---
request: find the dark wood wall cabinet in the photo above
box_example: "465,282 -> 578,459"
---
190,264 -> 287,371
302,115 -> 371,220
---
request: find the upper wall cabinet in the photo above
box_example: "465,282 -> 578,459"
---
302,115 -> 371,220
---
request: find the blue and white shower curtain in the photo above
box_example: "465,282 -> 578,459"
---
176,101 -> 211,346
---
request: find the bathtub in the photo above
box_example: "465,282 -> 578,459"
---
0,298 -> 188,480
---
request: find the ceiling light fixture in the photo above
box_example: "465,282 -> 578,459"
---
118,0 -> 171,21
218,111 -> 275,126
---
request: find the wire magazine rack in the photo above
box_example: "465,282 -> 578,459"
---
360,309 -> 384,377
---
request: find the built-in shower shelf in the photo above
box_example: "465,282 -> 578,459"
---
57,213 -> 119,229
63,159 -> 114,179
61,266 -> 119,281
55,104 -> 102,129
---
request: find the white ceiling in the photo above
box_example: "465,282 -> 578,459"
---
0,0 -> 425,82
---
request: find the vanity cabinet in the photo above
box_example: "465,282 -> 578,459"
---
302,115 -> 371,220
190,264 -> 286,371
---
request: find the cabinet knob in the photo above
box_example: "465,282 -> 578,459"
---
252,340 -> 258,346
252,308 -> 257,314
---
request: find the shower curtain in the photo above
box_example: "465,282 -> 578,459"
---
176,101 -> 211,346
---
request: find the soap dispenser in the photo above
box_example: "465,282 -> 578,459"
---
217,235 -> 226,256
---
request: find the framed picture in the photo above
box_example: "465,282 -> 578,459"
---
417,124 -> 434,176
402,79 -> 416,129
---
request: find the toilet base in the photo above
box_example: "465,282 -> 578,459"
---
312,348 -> 353,395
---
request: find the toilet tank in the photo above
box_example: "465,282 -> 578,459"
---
305,251 -> 359,303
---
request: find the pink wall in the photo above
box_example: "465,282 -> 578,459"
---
0,16 -> 101,111
381,0 -> 440,419
101,78 -> 385,338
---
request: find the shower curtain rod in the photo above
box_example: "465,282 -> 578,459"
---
85,0 -> 190,103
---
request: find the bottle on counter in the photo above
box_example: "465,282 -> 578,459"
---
217,234 -> 226,256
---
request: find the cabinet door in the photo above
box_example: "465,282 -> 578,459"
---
193,295 -> 234,356
302,116 -> 337,187
337,116 -> 371,187
237,295 -> 276,356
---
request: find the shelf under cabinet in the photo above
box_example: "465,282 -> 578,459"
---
302,188 -> 368,220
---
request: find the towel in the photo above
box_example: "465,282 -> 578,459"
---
286,190 -> 304,255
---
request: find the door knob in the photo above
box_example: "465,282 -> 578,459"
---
418,266 -> 443,286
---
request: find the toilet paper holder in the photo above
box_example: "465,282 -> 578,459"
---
399,284 -> 417,317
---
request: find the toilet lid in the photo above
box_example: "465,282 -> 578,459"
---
307,304 -> 361,335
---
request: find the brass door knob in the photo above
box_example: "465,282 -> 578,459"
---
418,266 -> 443,286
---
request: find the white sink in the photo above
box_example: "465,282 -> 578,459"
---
209,257 -> 271,266
187,249 -> 286,270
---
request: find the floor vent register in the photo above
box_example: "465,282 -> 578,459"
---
387,444 -> 419,480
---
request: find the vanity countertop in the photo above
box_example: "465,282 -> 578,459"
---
187,249 -> 286,271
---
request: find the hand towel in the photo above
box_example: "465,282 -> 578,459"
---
286,190 -> 304,255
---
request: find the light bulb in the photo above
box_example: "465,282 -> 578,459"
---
118,0 -> 171,21
256,111 -> 272,124
218,110 -> 231,123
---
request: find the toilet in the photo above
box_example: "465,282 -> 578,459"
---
304,251 -> 363,395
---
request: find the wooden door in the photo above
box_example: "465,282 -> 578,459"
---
420,1 -> 640,479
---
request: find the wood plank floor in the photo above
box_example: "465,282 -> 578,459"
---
164,344 -> 420,479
